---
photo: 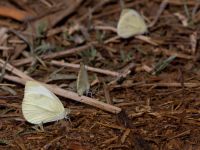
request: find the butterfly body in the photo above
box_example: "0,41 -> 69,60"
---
22,81 -> 69,125
117,8 -> 148,38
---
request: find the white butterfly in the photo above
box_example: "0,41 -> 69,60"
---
77,62 -> 90,96
117,8 -> 148,38
22,81 -> 70,125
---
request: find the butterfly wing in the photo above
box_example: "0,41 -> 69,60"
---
77,63 -> 90,96
117,8 -> 147,38
22,81 -> 66,124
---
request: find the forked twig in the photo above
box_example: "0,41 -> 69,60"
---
50,60 -> 121,77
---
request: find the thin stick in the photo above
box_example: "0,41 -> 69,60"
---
103,82 -> 113,105
157,48 -> 193,59
140,82 -> 200,88
0,59 -> 121,114
78,0 -> 111,22
0,59 -> 32,80
135,35 -> 159,46
43,136 -> 64,149
111,81 -> 200,89
11,41 -> 98,67
51,60 -> 121,77
155,0 -> 197,6
42,41 -> 97,59
104,35 -> 120,44
3,74 -> 26,85
0,46 -> 14,50
11,57 -> 34,67
93,25 -> 159,46
45,84 -> 121,114
149,0 -> 169,27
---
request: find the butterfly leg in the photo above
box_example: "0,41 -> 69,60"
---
65,116 -> 72,125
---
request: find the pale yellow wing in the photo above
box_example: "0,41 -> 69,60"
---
22,81 -> 66,124
77,63 -> 90,96
117,8 -> 148,38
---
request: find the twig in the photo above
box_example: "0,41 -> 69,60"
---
43,42 -> 97,59
2,74 -> 26,85
121,128 -> 131,143
49,0 -> 83,27
103,82 -> 113,104
78,0 -> 112,22
140,82 -> 200,88
155,0 -> 197,6
0,83 -> 15,87
102,136 -> 118,145
45,83 -> 121,114
93,1 -> 144,19
190,32 -> 197,55
93,25 -> 117,33
0,59 -> 121,114
149,0 -> 169,27
104,35 -> 120,44
167,130 -> 190,141
15,137 -> 27,150
153,48 -> 193,60
43,136 -> 64,149
0,46 -> 14,50
0,59 -> 32,80
11,57 -> 33,67
97,122 -> 125,130
50,60 -> 121,77
93,25 -> 159,46
108,62 -> 135,85
11,41 -> 98,66
25,0 -> 83,30
39,0 -> 53,8
135,35 -> 159,46
111,81 -> 200,89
